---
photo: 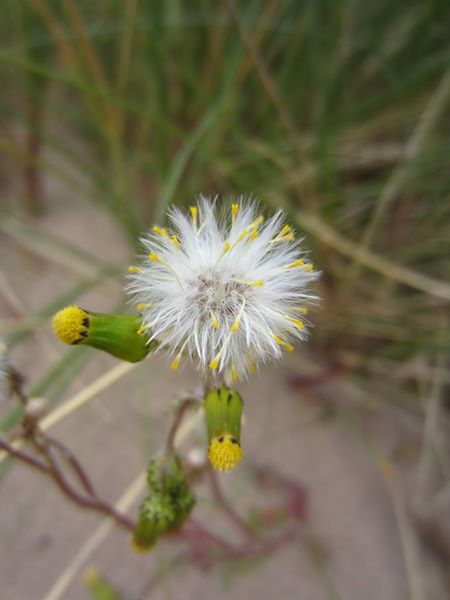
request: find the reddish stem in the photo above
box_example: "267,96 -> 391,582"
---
208,467 -> 254,538
44,444 -> 135,532
0,436 -> 51,474
45,433 -> 97,496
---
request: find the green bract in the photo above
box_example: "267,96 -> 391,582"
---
132,454 -> 195,551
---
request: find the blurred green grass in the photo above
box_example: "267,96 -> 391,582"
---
0,3 -> 449,598
0,0 -> 449,418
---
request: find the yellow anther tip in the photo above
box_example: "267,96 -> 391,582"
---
249,215 -> 264,229
249,280 -> 264,287
171,357 -> 180,370
153,226 -> 169,238
52,305 -> 89,345
130,536 -> 154,554
128,266 -> 141,273
135,303 -> 148,312
83,567 -> 101,586
209,310 -> 220,329
208,435 -> 244,471
287,259 -> 304,269
209,358 -> 219,370
230,322 -> 240,333
273,334 -> 294,353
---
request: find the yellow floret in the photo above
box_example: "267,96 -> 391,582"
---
209,356 -> 220,370
83,567 -> 101,586
52,305 -> 89,345
231,203 -> 239,223
208,434 -> 244,471
170,354 -> 181,370
129,535 -> 154,554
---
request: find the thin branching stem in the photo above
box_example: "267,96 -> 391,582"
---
0,436 -> 51,474
208,466 -> 254,538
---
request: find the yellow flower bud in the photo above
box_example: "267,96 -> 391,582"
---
204,387 -> 244,472
208,434 -> 244,471
52,306 -> 157,362
52,305 -> 89,345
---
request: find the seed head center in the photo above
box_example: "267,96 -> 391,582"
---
193,272 -> 245,317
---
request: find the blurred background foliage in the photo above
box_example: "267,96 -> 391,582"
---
1,0 -> 449,397
0,1 -> 449,597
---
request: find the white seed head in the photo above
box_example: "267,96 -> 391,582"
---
127,197 -> 319,380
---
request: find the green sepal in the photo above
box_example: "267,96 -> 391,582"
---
204,387 -> 243,442
132,494 -> 174,550
83,313 -> 157,362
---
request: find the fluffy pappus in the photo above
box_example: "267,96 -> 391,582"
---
127,197 -> 319,381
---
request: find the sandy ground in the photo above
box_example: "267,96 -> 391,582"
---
0,200 -> 446,600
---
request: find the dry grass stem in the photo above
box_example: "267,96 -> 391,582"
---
43,407 -> 204,600
0,362 -> 136,465
296,210 -> 450,301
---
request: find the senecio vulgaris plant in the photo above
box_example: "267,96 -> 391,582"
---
5,198 -> 319,553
